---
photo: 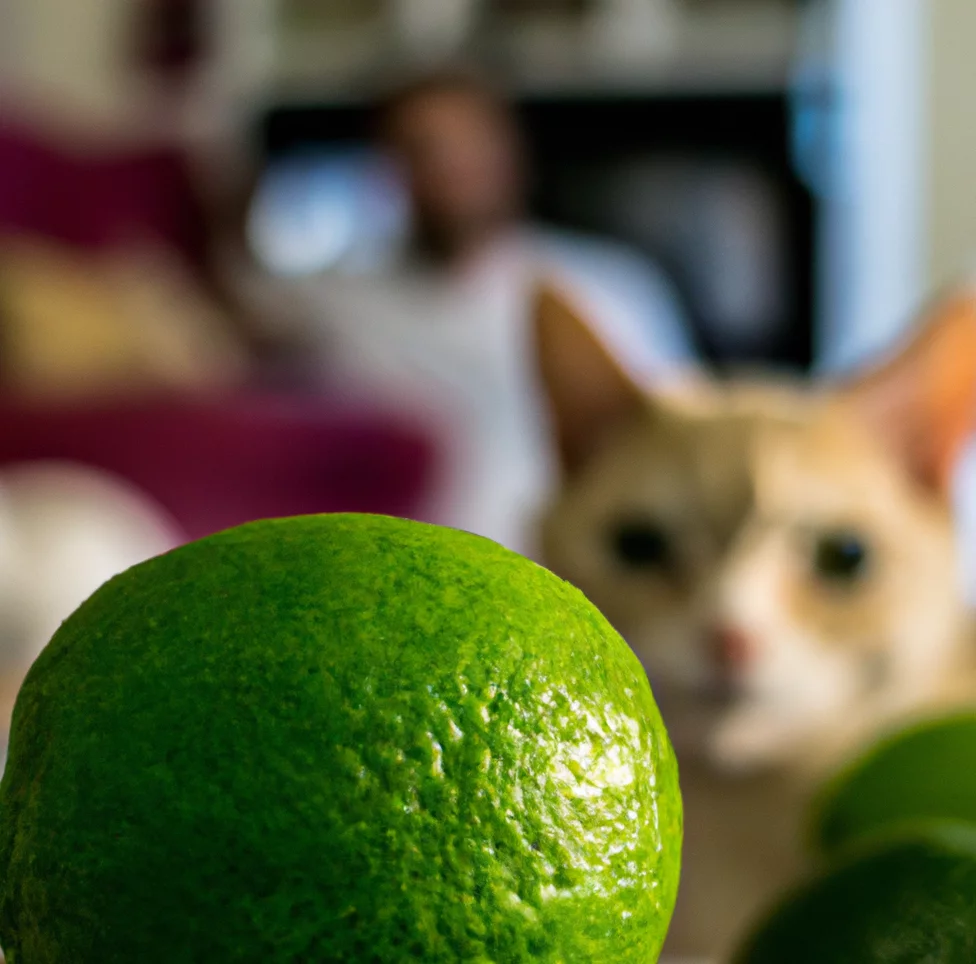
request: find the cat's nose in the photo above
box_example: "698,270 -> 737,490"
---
709,624 -> 755,672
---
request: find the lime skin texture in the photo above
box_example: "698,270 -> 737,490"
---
0,513 -> 682,963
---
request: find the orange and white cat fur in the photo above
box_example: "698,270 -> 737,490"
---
534,284 -> 976,962
0,463 -> 179,770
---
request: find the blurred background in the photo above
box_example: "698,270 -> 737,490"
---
0,0 -> 973,668
3,0 -> 966,365
1,6 -> 975,955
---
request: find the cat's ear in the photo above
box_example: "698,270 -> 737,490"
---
843,287 -> 976,493
533,281 -> 647,475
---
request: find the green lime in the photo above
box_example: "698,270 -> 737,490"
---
0,514 -> 681,963
734,823 -> 976,964
811,713 -> 976,857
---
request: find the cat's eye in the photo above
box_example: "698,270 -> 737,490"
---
610,520 -> 672,571
813,532 -> 870,584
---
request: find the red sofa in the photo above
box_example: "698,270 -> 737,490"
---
0,396 -> 437,542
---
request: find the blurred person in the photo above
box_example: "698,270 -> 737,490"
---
369,69 -> 693,369
246,68 -> 698,556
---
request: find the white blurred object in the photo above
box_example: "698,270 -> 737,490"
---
586,0 -> 679,70
813,0 -> 926,374
390,0 -> 483,61
248,151 -> 408,277
0,463 -> 180,769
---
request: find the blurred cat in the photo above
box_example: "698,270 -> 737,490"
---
534,283 -> 976,962
0,463 -> 179,768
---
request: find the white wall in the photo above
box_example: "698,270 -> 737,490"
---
814,0 -> 976,372
925,0 -> 976,291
